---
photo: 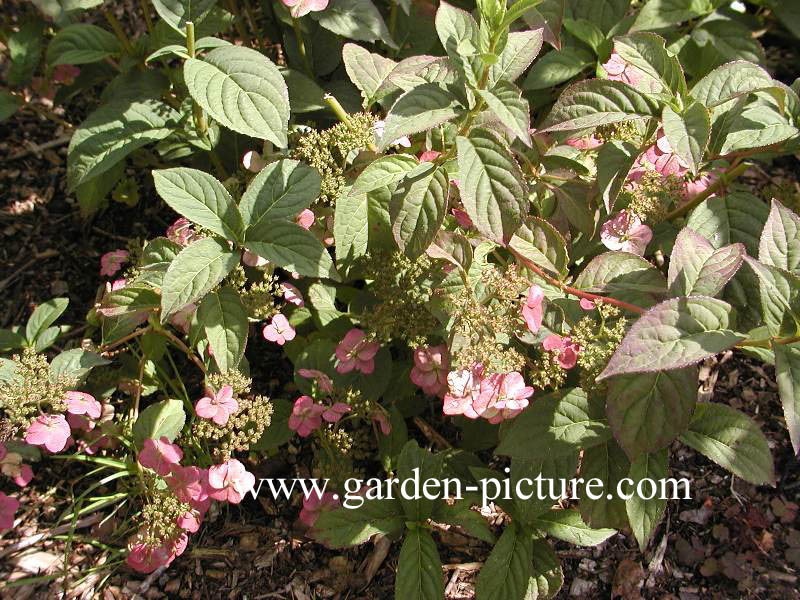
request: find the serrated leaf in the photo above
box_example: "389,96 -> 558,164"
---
390,163 -> 449,259
160,237 -> 239,321
245,221 -> 340,281
313,0 -> 396,49
527,538 -> 563,600
311,498 -> 405,547
662,102 -> 709,175
47,24 -> 120,66
151,0 -> 217,35
397,440 -> 443,521
509,216 -> 568,276
197,287 -> 248,372
532,509 -> 617,546
456,128 -> 527,244
475,523 -> 532,600
184,46 -> 289,146
342,43 -> 398,107
49,349 -> 110,383
595,140 -> 640,213
153,168 -> 244,242
395,528 -> 444,600
489,29 -> 543,85
690,61 -> 777,108
759,199 -> 800,274
631,0 -> 711,31
578,440 -> 630,529
497,388 -> 611,459
132,398 -> 186,449
625,448 -> 669,551
680,402 -> 775,486
574,251 -> 667,309
598,297 -> 744,379
523,46 -> 593,90
743,256 -> 800,336
26,298 -> 69,344
379,84 -> 461,152
690,20 -> 765,75
540,79 -> 660,132
436,1 -> 482,86
97,286 -> 160,319
614,32 -> 687,98
606,367 -> 697,458
239,159 -> 320,230
478,81 -> 532,147
773,342 -> 800,455
668,228 -> 745,297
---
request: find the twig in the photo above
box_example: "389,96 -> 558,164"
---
0,249 -> 59,292
413,416 -> 452,449
0,513 -> 103,559
100,328 -> 149,353
9,135 -> 72,161
664,161 -> 749,221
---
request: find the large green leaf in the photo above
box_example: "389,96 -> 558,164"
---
46,24 -> 120,65
527,539 -> 564,600
540,79 -> 660,132
239,159 -> 320,230
625,448 -> 669,551
578,440 -> 630,530
531,509 -> 617,546
614,32 -> 687,98
435,1 -> 481,86
311,498 -> 405,547
606,367 -> 697,458
390,163 -> 449,259
773,342 -> 800,456
8,21 -> 44,87
49,348 -> 110,382
689,20 -> 765,75
150,0 -> 217,35
475,523 -> 532,600
160,237 -> 239,321
379,84 -> 462,152
397,441 -> 443,521
184,45 -> 289,146
342,42 -> 397,107
759,199 -> 800,274
489,29 -> 543,85
574,251 -> 667,309
153,168 -> 244,242
631,0 -> 712,30
395,527 -> 444,600
197,286 -> 248,372
680,402 -> 775,486
690,61 -> 776,108
25,298 -> 68,345
598,297 -> 744,379
132,398 -> 186,449
662,102 -> 710,175
743,256 -> 800,337
67,99 -> 179,192
667,228 -> 745,297
313,0 -> 396,49
456,128 -> 527,244
478,81 -> 532,147
523,46 -> 594,90
245,221 -> 340,281
509,217 -> 568,277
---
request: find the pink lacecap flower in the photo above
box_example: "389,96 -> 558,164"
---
195,385 -> 238,426
127,529 -> 187,573
579,298 -> 596,311
419,150 -> 441,162
372,409 -> 392,435
643,129 -> 689,177
297,368 -> 334,394
288,395 -> 326,437
1,452 -> 34,487
138,436 -> 183,477
166,217 -> 196,246
52,64 -> 80,85
165,465 -> 205,504
566,135 -> 603,150
67,412 -> 95,433
473,372 -> 534,424
282,0 -> 329,17
299,490 -> 339,528
207,459 -> 255,504
99,250 -> 129,277
452,208 -> 474,229
442,364 -> 485,419
602,51 -> 644,87
600,211 -> 653,256
111,278 -> 127,291
262,313 -> 296,346
281,282 -> 304,307
65,391 -> 102,419
322,402 -> 351,423
177,508 -> 203,533
242,150 -> 267,173
335,329 -> 380,374
242,249 -> 270,268
25,414 -> 71,453
410,345 -> 449,397
521,285 -> 544,334
682,170 -> 718,200
0,492 -> 20,529
169,302 -> 196,335
543,334 -> 580,369
296,209 -> 315,230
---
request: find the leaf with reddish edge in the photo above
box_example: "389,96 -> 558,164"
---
759,199 -> 800,274
668,228 -> 745,297
773,341 -> 800,455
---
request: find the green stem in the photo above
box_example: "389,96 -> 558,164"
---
186,22 -> 209,139
139,0 -> 153,33
388,1 -> 399,55
103,8 -> 133,55
737,334 -> 800,349
665,161 -> 749,221
324,93 -> 351,125
291,16 -> 315,79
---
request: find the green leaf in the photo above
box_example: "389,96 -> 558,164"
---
686,192 -> 768,256
667,228 -> 745,297
8,21 -> 44,87
613,32 -> 687,98
97,286 -> 160,319
34,328 -> 61,352
390,163 -> 449,259
759,200 -> 800,274
153,168 -> 244,242
26,298 -> 68,345
397,440 -> 443,521
689,20 -> 765,75
478,81 -> 532,147
281,67 -> 326,113
160,237 -> 239,321
625,448 -> 669,551
773,342 -> 800,456
435,1 -> 481,86
239,159 -> 321,230
456,127 -> 527,245
138,237 -> 183,287
509,216 -> 568,276
342,43 -> 397,107
743,256 -> 800,337
351,154 -> 419,196
379,84 -> 461,152
46,24 -> 120,66
313,0 -> 396,49
67,98 -> 179,192
680,402 -> 775,486
197,287 -> 248,372
598,297 -> 744,380
245,221 -> 340,281
0,90 -> 22,122
150,0 -> 217,35
312,498 -> 405,547
532,509 -> 617,546
508,455 -> 579,525
502,0 -> 545,29
0,329 -> 26,352
184,46 -> 289,146
132,398 -> 186,449
606,367 -> 697,458
527,539 -> 563,600
395,527 -> 444,600
631,0 -> 712,31
662,102 -> 709,175
252,398 -> 293,451
574,251 -> 667,309
578,440 -> 630,529
567,0 -> 630,34
690,61 -> 776,108
540,79 -> 660,132
475,523 -> 532,600
49,348 -> 110,382
523,47 -> 593,91
489,29 -> 543,85
595,140 -> 639,213
497,388 -> 611,460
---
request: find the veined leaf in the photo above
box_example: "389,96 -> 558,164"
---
475,523 -> 532,600
239,159 -> 321,230
245,221 -> 340,281
47,24 -> 119,65
509,217 -> 568,276
662,102 -> 710,175
395,528 -> 444,600
390,163 -> 449,259
531,509 -> 617,546
198,286 -> 248,372
759,199 -> 800,274
313,0 -> 396,49
668,228 -> 745,297
379,84 -> 462,152
614,32 -> 688,98
774,342 -> 800,455
625,448 -> 669,551
489,29 -> 543,85
690,61 -> 777,108
151,0 -> 217,35
342,43 -> 398,107
477,81 -> 532,147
